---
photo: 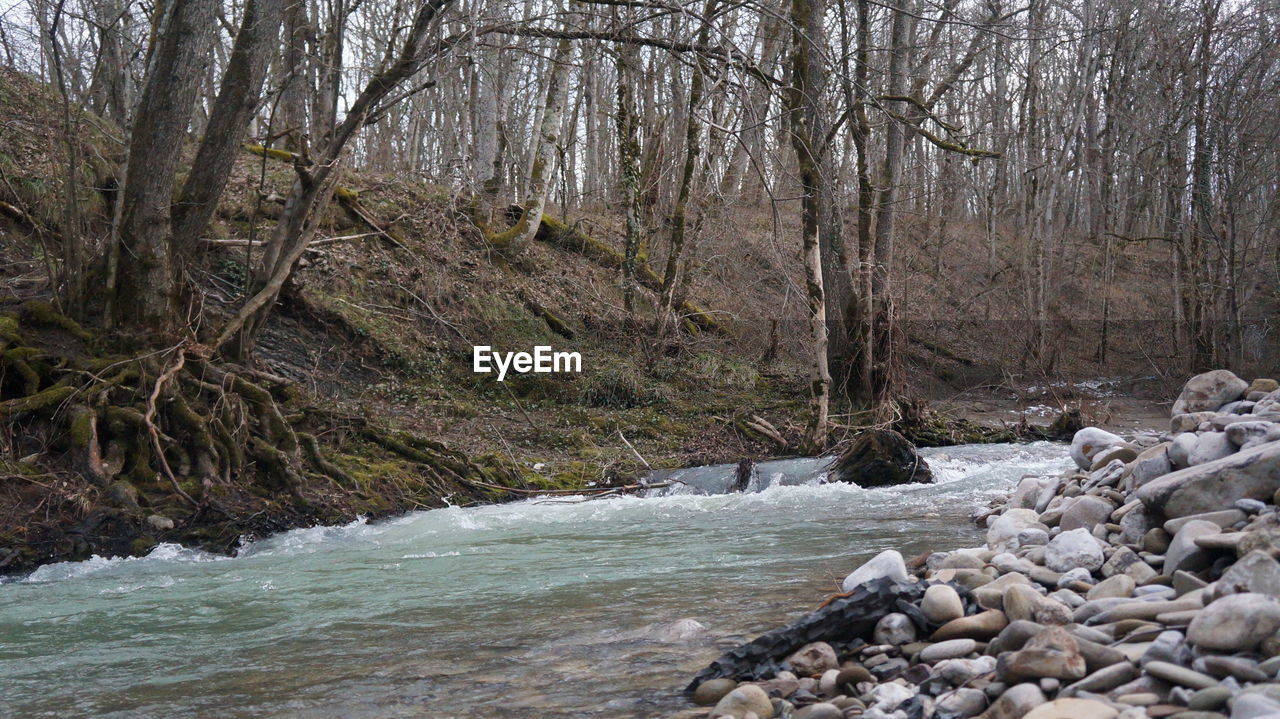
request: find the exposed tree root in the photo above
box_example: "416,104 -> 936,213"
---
0,299 -> 525,571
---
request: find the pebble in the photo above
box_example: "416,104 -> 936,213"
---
694,678 -> 738,706
841,550 -> 909,593
1045,528 -> 1105,573
919,638 -> 977,663
981,683 -> 1046,719
921,584 -> 964,624
792,703 -> 841,719
1088,574 -> 1135,600
1186,685 -> 1233,710
933,609 -> 1009,641
872,613 -> 916,646
786,642 -> 839,676
934,687 -> 987,719
712,684 -> 774,719
1022,697 -> 1118,719
1143,660 -> 1219,689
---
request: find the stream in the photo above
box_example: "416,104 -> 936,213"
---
0,441 -> 1070,718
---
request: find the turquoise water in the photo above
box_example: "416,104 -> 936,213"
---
0,442 -> 1069,718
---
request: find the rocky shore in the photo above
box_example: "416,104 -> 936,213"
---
681,369 -> 1280,719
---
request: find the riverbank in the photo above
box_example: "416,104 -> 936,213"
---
682,369 -> 1280,719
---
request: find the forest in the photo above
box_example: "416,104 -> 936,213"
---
0,0 -> 1277,564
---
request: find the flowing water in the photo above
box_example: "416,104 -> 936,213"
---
0,442 -> 1070,718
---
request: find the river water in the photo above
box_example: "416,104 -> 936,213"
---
0,442 -> 1069,718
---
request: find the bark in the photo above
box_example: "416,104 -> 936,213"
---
173,0 -> 285,253
112,0 -> 220,336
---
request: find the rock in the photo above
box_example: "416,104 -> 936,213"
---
793,703 -> 842,719
785,642 -> 839,676
1093,444 -> 1140,470
1060,661 -> 1136,696
988,509 -> 1048,553
1187,432 -> 1236,466
1187,593 -> 1280,652
712,684 -> 775,718
935,688 -> 987,719
1144,661 -> 1219,690
936,656 -> 998,685
1141,630 -> 1192,667
1136,441 -> 1280,519
979,682 -> 1046,719
1172,370 -> 1249,415
997,626 -> 1086,681
921,638 -> 979,663
1145,528 -> 1173,554
1061,496 -> 1115,532
973,572 -> 1034,610
1173,570 -> 1208,596
1170,432 -> 1201,469
1164,509 -> 1248,534
1010,477 -> 1049,509
145,514 -> 174,531
873,613 -> 917,645
1045,528 -> 1105,573
1088,574 -> 1136,600
1213,550 -> 1280,599
1226,421 -> 1280,450
1196,655 -> 1268,683
1071,428 -> 1126,471
1237,527 -> 1280,558
869,682 -> 915,712
1236,498 -> 1268,514
1228,693 -> 1280,719
830,429 -> 933,486
695,678 -> 739,705
1130,444 -> 1174,488
1022,698 -> 1119,719
934,610 -> 1009,641
1173,412 -> 1219,435
1165,520 -> 1221,574
1187,686 -> 1233,711
841,550 -> 910,593
1248,379 -> 1280,395
923,584 -> 966,624
1018,528 -> 1050,547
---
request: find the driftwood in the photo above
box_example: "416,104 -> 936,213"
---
687,577 -> 931,691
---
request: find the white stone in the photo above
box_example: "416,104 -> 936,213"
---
1045,528 -> 1105,573
1187,593 -> 1280,652
1071,428 -> 1125,471
1187,431 -> 1236,466
841,549 -> 909,593
987,509 -> 1045,553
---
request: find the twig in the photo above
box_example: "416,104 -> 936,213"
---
617,429 -> 652,470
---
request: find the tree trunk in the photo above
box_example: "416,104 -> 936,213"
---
112,0 -> 219,337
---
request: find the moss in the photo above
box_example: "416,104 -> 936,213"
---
0,313 -> 21,343
0,383 -> 75,415
19,300 -> 93,340
130,536 -> 157,556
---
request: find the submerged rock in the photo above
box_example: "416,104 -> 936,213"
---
830,429 -> 933,486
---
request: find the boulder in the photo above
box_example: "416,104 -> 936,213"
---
830,429 -> 932,486
1044,528 -> 1104,573
1070,428 -> 1125,471
1187,593 -> 1280,652
1172,370 -> 1249,415
1136,441 -> 1280,519
841,550 -> 910,593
